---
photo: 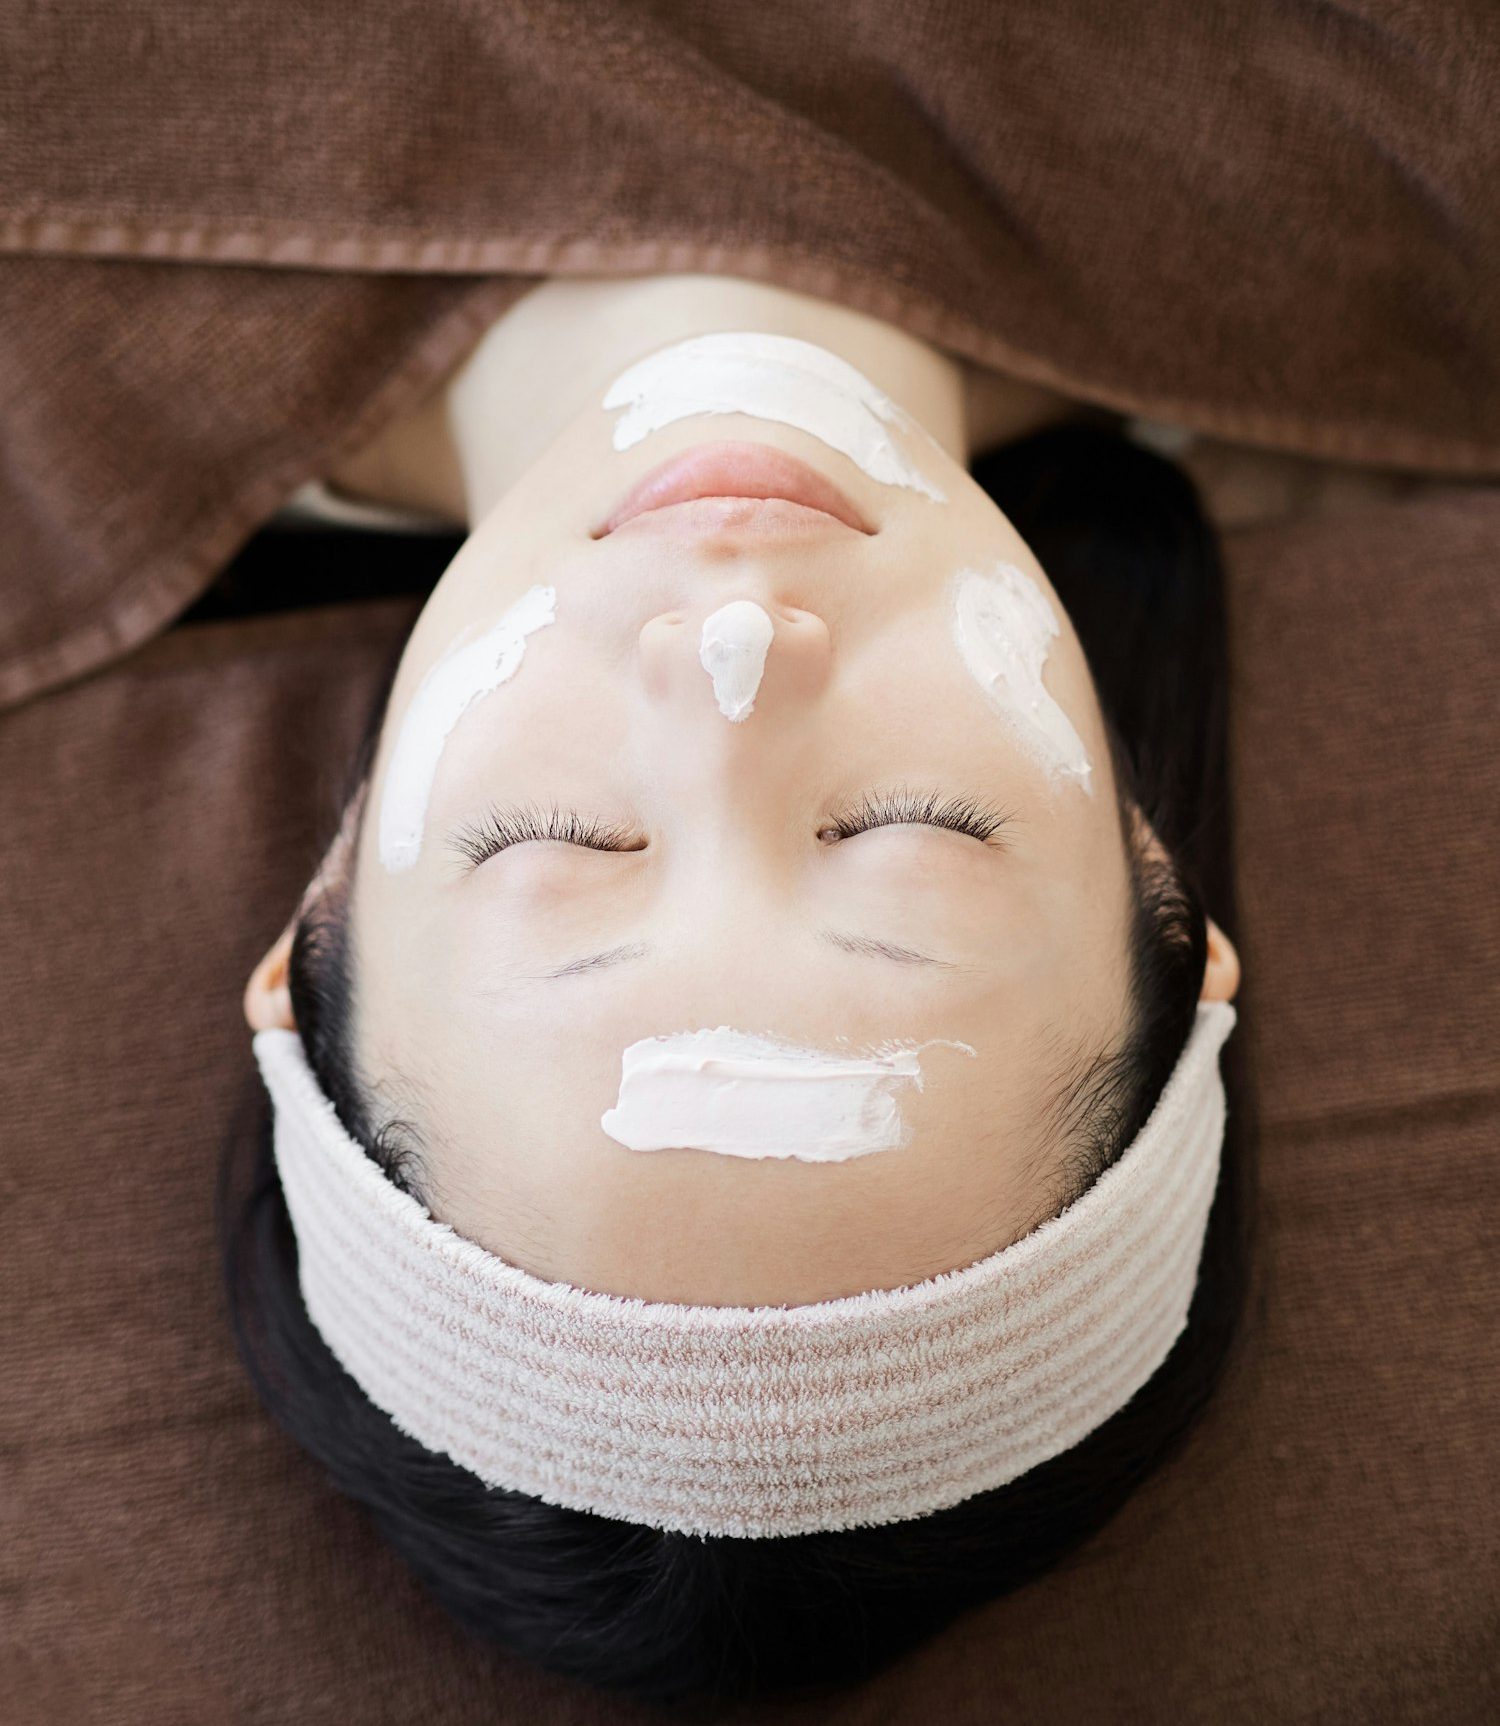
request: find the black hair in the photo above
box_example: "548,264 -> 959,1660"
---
219,420 -> 1256,1713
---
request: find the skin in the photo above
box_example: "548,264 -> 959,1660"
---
245,274 -> 1240,1309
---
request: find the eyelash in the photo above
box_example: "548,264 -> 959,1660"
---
449,787 -> 1012,868
448,802 -> 640,868
819,788 -> 1013,845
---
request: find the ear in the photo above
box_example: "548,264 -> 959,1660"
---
1123,801 -> 1242,1004
244,919 -> 297,1030
1201,917 -> 1241,1003
243,779 -> 369,1034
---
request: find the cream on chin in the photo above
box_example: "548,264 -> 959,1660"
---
601,331 -> 947,503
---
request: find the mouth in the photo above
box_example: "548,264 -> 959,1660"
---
594,440 -> 876,538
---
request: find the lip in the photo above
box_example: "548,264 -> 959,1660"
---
595,441 -> 875,538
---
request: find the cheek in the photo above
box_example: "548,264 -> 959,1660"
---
421,639 -> 631,818
907,588 -> 1107,810
835,621 -> 965,734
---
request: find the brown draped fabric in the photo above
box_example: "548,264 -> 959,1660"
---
2,1 -> 1499,707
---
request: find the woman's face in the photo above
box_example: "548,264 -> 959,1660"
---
343,360 -> 1139,1307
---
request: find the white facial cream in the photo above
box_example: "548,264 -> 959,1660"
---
951,563 -> 1093,794
698,600 -> 775,722
600,1027 -> 975,1163
601,331 -> 946,502
378,584 -> 557,872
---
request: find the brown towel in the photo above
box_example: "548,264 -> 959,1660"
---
2,1 -> 1497,708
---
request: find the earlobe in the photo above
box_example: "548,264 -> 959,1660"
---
243,920 -> 297,1031
244,780 -> 366,1034
1201,917 -> 1242,1003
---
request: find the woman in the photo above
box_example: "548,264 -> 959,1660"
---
225,270 -> 1247,1708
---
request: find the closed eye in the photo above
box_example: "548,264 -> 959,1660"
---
447,801 -> 644,869
448,786 -> 1013,872
818,787 -> 1014,846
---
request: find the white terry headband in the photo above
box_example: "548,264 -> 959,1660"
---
251,1000 -> 1236,1540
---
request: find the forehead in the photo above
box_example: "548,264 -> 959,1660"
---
345,793 -> 1136,1198
344,913 -> 1129,1308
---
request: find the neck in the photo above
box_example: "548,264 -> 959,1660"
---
327,274 -> 1071,527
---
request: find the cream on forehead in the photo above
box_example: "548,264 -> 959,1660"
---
601,331 -> 946,502
951,563 -> 1093,794
600,1027 -> 975,1163
378,584 -> 556,872
698,600 -> 775,722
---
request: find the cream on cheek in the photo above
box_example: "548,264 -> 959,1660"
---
600,1028 -> 975,1163
602,331 -> 947,502
950,562 -> 1094,795
378,584 -> 557,873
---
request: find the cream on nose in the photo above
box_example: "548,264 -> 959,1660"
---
637,601 -> 832,713
699,600 -> 776,721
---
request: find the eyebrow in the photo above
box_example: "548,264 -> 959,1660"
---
537,931 -> 951,978
817,930 -> 953,967
539,942 -> 652,978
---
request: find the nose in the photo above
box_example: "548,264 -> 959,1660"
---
637,598 -> 832,719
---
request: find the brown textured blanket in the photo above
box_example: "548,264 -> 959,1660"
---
2,2 -> 1499,707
